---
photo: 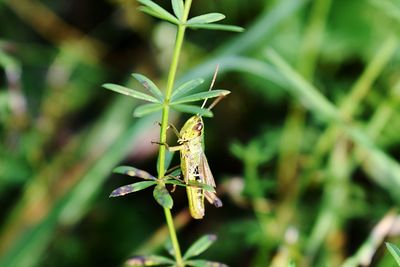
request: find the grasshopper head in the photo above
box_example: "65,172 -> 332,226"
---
179,115 -> 204,142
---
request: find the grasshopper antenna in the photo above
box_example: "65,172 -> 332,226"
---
207,91 -> 226,111
206,63 -> 227,111
201,64 -> 219,109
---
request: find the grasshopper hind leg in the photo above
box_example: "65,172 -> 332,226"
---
204,191 -> 223,208
187,186 -> 205,219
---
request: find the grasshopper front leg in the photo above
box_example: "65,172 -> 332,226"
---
155,122 -> 181,138
167,124 -> 180,138
151,141 -> 183,152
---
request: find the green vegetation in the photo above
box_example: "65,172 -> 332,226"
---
0,0 -> 400,266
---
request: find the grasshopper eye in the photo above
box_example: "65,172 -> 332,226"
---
193,122 -> 203,132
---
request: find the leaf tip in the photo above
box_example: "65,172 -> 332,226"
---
221,90 -> 231,96
102,83 -> 112,89
109,191 -> 119,198
235,26 -> 245,32
132,110 -> 143,118
208,234 -> 217,241
153,184 -> 174,209
113,166 -> 130,175
202,110 -> 214,117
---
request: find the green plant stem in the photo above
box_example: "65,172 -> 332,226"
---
157,1 -> 193,267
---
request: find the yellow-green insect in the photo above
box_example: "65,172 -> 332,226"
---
163,68 -> 227,219
165,114 -> 222,219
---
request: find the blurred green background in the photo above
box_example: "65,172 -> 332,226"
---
1,0 -> 400,266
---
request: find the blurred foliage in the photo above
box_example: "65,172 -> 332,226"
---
1,0 -> 400,266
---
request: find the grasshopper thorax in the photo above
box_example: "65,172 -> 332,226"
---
178,115 -> 204,143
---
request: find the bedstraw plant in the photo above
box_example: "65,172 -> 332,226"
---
102,0 -> 243,266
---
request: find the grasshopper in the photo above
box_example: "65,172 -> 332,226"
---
158,67 -> 227,219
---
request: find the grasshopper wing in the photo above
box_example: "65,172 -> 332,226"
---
200,153 -> 222,207
199,153 -> 216,187
204,191 -> 223,208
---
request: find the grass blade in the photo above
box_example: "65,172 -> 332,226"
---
341,211 -> 398,267
265,49 -> 400,200
0,115 -> 156,267
177,0 -> 309,85
265,49 -> 339,120
386,242 -> 400,266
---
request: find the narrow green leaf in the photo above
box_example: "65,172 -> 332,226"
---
113,166 -> 157,180
170,90 -> 230,105
153,184 -> 173,209
133,103 -> 163,117
183,235 -> 217,260
166,167 -> 181,178
109,181 -> 157,197
126,255 -> 175,266
131,73 -> 164,101
103,83 -> 160,103
165,151 -> 175,174
171,0 -> 184,20
171,78 -> 205,101
186,260 -> 228,267
386,242 -> 400,266
171,104 -> 213,117
163,240 -> 176,258
138,6 -> 168,22
138,0 -> 179,24
187,13 -> 226,24
164,179 -> 185,187
187,23 -> 244,32
139,7 -> 180,25
187,181 -> 215,192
